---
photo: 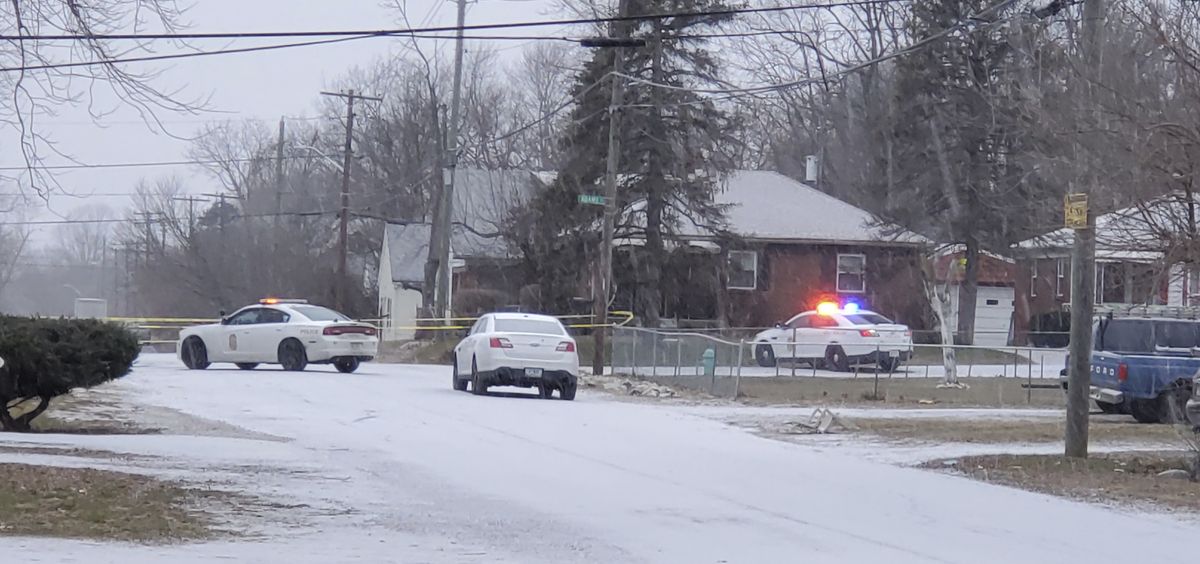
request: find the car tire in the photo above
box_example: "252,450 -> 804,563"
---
278,339 -> 308,372
824,346 -> 850,372
1129,398 -> 1162,424
470,357 -> 488,396
755,344 -> 776,368
181,337 -> 210,370
539,383 -> 555,399
1158,385 -> 1191,424
561,381 -> 577,401
878,356 -> 902,373
236,363 -> 258,371
451,354 -> 468,391
334,357 -> 360,374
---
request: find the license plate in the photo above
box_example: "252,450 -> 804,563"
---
526,368 -> 543,378
888,350 -> 899,358
351,342 -> 363,350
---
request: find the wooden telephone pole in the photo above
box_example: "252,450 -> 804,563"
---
1064,0 -> 1106,459
428,0 -> 469,325
321,90 -> 382,311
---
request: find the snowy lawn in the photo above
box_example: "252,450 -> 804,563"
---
0,353 -> 1194,563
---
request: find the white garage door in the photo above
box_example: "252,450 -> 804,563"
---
950,285 -> 1015,347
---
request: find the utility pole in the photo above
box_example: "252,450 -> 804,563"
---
585,0 -> 637,375
171,196 -> 206,240
1065,0 -> 1106,459
428,0 -> 469,325
275,117 -> 286,229
321,90 -> 382,311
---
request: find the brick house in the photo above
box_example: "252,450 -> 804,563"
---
611,171 -> 930,330
1010,196 -> 1196,344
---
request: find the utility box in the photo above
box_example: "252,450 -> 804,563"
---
74,298 -> 108,319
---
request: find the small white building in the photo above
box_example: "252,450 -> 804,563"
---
376,170 -> 543,341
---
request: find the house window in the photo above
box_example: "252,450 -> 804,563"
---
837,254 -> 866,293
728,250 -> 758,290
1189,268 -> 1200,305
1056,259 -> 1066,297
1030,260 -> 1038,297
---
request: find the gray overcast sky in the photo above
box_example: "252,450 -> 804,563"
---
12,0 -> 564,241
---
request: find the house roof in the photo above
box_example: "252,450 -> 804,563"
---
716,171 -> 924,244
384,169 -> 541,285
615,171 -> 924,246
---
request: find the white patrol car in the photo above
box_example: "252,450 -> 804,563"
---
178,299 -> 378,373
752,302 -> 913,371
452,312 -> 579,400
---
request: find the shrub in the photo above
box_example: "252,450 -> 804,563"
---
0,317 -> 139,432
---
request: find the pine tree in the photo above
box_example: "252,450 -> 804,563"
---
516,0 -> 739,325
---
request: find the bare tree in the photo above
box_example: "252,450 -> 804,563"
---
52,204 -> 112,267
0,1 -> 203,195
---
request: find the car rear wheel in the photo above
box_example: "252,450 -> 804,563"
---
278,339 -> 308,372
561,381 -> 577,401
755,344 -> 776,368
236,363 -> 258,371
470,357 -> 488,395
451,354 -> 468,391
334,357 -> 360,374
539,383 -> 555,399
824,346 -> 850,372
1129,398 -> 1161,424
1159,385 -> 1190,424
181,337 -> 210,370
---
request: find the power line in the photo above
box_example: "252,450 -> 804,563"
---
0,1 -> 912,42
0,210 -> 335,226
0,154 -> 320,171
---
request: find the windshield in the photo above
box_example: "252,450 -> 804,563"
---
843,313 -> 893,325
290,305 -> 351,322
493,318 -> 565,335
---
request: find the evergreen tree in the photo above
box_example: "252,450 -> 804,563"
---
516,0 -> 739,325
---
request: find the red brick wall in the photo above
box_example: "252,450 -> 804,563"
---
726,244 -> 928,330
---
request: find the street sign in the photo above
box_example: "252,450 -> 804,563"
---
578,194 -> 606,206
1064,193 -> 1088,229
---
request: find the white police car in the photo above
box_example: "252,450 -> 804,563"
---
178,299 -> 378,373
752,302 -> 913,371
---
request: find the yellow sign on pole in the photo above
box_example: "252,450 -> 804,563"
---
1064,193 -> 1088,229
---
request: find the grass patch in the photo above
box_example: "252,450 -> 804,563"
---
848,416 -> 1183,444
737,376 -> 1067,408
927,452 -> 1200,512
0,463 -> 217,542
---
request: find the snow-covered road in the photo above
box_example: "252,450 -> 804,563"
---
6,354 -> 1195,563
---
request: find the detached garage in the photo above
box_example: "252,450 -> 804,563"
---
934,251 -> 1018,347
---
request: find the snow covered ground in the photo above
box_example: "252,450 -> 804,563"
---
1,353 -> 1195,563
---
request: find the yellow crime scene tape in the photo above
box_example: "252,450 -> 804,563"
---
121,311 -> 636,345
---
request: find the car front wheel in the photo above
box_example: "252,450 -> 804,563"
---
452,354 -> 468,391
755,344 -> 776,368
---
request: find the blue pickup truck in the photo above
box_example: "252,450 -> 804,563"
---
1066,316 -> 1200,424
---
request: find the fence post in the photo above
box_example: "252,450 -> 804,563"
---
675,339 -> 682,378
735,341 -> 744,398
631,331 -> 638,377
790,327 -> 797,378
651,334 -> 658,378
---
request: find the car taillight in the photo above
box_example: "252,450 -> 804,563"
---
905,330 -> 913,337
323,327 -> 343,336
1117,363 -> 1128,382
557,341 -> 575,352
860,329 -> 878,337
490,337 -> 513,349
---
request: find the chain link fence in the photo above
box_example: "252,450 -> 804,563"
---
611,326 -> 1066,401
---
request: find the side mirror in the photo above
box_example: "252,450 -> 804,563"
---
219,311 -> 229,325
774,321 -> 785,329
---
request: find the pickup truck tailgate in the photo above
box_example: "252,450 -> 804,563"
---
1091,351 -> 1200,397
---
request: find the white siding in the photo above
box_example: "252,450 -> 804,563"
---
950,285 -> 1015,347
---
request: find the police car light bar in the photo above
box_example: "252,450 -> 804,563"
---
260,298 -> 309,305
